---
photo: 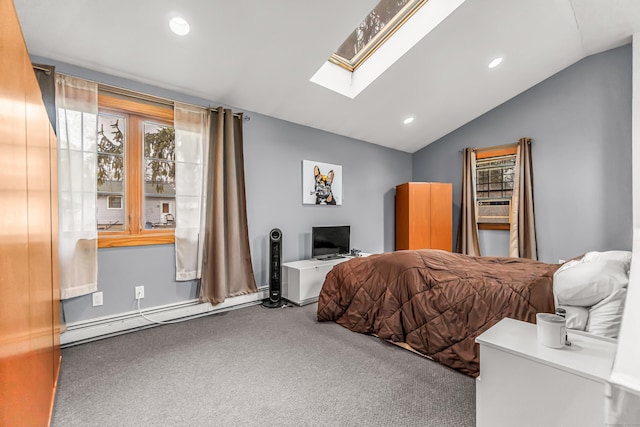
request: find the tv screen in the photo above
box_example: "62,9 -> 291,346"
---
312,226 -> 350,259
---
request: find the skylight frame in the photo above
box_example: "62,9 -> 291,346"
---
329,0 -> 429,72
311,0 -> 467,99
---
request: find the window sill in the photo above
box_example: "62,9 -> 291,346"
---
478,223 -> 510,231
98,232 -> 175,248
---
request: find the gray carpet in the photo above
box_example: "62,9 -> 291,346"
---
52,303 -> 475,427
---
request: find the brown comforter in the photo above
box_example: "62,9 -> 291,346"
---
317,250 -> 559,377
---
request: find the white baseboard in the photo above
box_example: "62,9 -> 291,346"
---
61,287 -> 269,347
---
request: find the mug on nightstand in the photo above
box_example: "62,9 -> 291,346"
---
536,313 -> 566,349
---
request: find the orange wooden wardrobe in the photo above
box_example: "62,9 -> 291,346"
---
395,182 -> 452,251
0,0 -> 61,425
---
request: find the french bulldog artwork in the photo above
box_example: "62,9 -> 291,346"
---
312,165 -> 336,205
302,160 -> 342,205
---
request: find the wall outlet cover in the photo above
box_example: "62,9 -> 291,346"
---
135,286 -> 144,299
92,291 -> 103,307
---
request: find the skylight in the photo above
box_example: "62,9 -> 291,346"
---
330,0 -> 427,72
311,0 -> 467,99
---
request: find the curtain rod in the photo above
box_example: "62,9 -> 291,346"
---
459,140 -> 531,153
32,65 -> 52,75
99,82 -> 248,120
56,72 -> 249,120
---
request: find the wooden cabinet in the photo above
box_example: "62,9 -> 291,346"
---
476,318 -> 616,427
0,1 -> 61,425
395,182 -> 452,251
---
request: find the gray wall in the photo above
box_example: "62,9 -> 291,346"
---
243,114 -> 408,286
412,45 -> 633,263
42,44 -> 633,323
33,56 -> 412,323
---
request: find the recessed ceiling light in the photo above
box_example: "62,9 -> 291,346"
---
488,57 -> 503,69
169,17 -> 190,36
403,117 -> 415,125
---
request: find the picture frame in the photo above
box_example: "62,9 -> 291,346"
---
302,160 -> 342,205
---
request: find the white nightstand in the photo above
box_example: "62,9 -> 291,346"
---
475,317 -> 616,427
282,254 -> 370,305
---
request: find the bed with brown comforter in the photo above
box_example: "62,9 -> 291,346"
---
316,249 -> 560,377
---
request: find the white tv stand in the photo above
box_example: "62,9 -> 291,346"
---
282,254 -> 369,305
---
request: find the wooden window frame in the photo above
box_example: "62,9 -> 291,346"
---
97,94 -> 176,248
478,223 -> 510,231
330,0 -> 428,72
476,144 -> 517,231
475,145 -> 517,161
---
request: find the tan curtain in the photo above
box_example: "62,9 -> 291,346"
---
509,137 -> 537,259
456,148 -> 481,255
199,107 -> 257,304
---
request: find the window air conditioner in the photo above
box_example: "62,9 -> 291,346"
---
477,200 -> 510,224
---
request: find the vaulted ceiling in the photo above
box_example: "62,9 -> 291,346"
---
13,0 -> 640,153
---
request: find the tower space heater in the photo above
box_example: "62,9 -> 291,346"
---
262,228 -> 283,308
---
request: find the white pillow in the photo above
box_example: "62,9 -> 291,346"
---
555,259 -> 581,274
586,288 -> 627,338
582,250 -> 631,272
553,260 -> 629,306
556,305 -> 589,331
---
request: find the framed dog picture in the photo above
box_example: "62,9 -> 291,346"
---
302,160 -> 343,205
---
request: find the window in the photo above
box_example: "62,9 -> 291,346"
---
330,0 -> 427,71
97,92 -> 176,247
97,113 -> 126,229
107,195 -> 122,209
143,121 -> 176,230
475,145 -> 517,230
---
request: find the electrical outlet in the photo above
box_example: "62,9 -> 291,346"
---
135,286 -> 144,299
92,291 -> 103,307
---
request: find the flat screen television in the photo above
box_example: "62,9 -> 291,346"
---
312,225 -> 350,259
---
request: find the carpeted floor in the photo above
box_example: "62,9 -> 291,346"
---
52,302 -> 475,427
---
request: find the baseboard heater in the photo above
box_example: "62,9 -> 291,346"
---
61,287 -> 269,347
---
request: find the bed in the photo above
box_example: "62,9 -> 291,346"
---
316,249 -> 630,377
